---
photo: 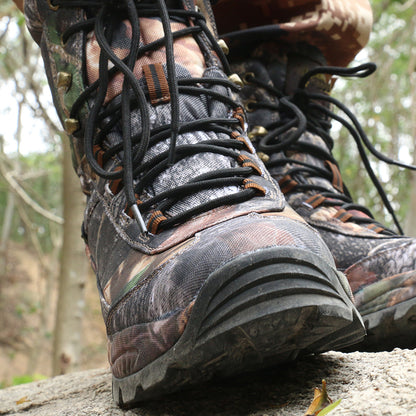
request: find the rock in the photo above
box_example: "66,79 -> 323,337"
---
1,349 -> 416,416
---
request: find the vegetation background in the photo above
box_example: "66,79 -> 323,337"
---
1,0 -> 416,388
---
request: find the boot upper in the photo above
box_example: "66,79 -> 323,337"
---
229,38 -> 416,315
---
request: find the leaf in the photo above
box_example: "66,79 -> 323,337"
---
317,399 -> 342,416
303,380 -> 340,416
16,396 -> 28,405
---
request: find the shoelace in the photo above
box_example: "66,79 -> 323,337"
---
51,0 -> 266,234
245,63 -> 416,235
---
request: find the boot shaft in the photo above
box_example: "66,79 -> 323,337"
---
24,0 -> 288,241
23,0 -> 225,194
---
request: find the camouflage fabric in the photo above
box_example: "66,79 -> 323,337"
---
230,40 -> 416,350
105,212 -> 336,378
213,0 -> 372,66
24,0 -> 364,403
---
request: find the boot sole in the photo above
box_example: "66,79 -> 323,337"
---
112,247 -> 365,406
355,297 -> 416,351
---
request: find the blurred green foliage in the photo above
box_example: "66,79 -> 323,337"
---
0,152 -> 62,252
333,0 -> 416,231
11,373 -> 47,386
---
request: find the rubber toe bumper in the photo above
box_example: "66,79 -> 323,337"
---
113,246 -> 365,406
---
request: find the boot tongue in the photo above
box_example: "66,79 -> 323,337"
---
260,44 -> 340,196
86,17 -> 206,102
236,41 -> 341,195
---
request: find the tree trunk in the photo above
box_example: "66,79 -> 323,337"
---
405,172 -> 416,237
404,36 -> 416,237
0,99 -> 22,274
52,136 -> 88,375
0,191 -> 15,274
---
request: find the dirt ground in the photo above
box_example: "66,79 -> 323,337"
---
0,242 -> 108,387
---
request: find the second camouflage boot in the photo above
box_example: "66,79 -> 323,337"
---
229,39 -> 416,351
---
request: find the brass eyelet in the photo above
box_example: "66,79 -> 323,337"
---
60,34 -> 67,48
243,99 -> 256,113
218,39 -> 229,56
243,72 -> 255,85
47,0 -> 59,11
57,72 -> 72,91
248,125 -> 268,140
64,118 -> 80,135
228,73 -> 244,87
256,151 -> 270,163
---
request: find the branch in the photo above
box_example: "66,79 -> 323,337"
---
11,169 -> 51,181
0,161 -> 64,225
373,0 -> 391,25
0,17 -> 11,43
396,0 -> 416,12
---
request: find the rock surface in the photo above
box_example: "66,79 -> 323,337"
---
1,349 -> 416,416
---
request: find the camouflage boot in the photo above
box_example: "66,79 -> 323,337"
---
229,39 -> 416,351
24,0 -> 365,404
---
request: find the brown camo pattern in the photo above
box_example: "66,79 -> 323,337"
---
213,0 -> 372,66
104,212 -> 334,377
109,302 -> 194,379
346,239 -> 416,312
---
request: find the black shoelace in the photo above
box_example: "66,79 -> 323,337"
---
51,0 -> 265,234
245,63 -> 416,235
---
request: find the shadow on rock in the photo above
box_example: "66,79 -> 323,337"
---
137,353 -> 345,416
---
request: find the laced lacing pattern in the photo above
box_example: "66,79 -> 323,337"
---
244,63 -> 416,235
50,0 -> 266,234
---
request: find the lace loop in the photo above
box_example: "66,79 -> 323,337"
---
249,63 -> 415,235
298,62 -> 377,90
